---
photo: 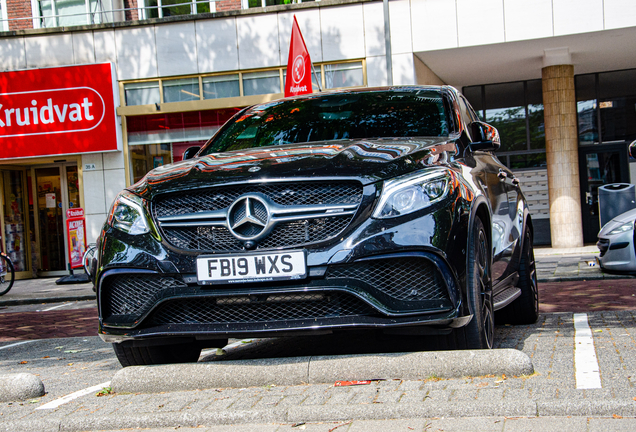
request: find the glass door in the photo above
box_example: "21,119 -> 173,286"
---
0,168 -> 32,279
31,164 -> 80,276
578,143 -> 630,243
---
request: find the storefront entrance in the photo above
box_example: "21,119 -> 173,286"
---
578,143 -> 631,244
0,162 -> 80,278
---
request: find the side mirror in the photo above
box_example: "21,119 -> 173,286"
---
183,146 -> 201,160
629,140 -> 636,159
469,122 -> 500,152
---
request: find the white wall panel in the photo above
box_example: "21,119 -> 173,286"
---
553,0 -> 604,36
103,151 -> 125,170
25,34 -> 74,68
82,169 -> 106,215
320,5 -> 365,62
237,14 -> 280,69
196,18 -> 239,73
93,30 -> 117,65
0,38 -> 26,71
72,32 -> 96,65
456,0 -> 505,47
389,0 -> 413,54
391,53 -> 415,85
103,168 -> 126,209
278,10 -> 323,65
82,153 -> 103,171
156,22 -> 198,77
363,2 -> 384,57
411,0 -> 458,52
504,0 -> 553,41
604,0 -> 636,30
115,27 -> 158,80
366,55 -> 388,86
85,213 -> 106,244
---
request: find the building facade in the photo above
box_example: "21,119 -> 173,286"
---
0,0 -> 635,279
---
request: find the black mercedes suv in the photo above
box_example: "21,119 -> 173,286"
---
95,86 -> 538,366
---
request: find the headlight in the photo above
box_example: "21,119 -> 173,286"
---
373,169 -> 452,219
107,191 -> 151,235
608,221 -> 634,235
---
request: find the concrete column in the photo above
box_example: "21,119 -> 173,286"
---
542,64 -> 584,248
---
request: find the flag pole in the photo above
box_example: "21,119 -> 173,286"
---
311,63 -> 322,92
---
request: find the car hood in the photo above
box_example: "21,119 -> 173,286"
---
128,138 -> 458,200
598,207 -> 636,236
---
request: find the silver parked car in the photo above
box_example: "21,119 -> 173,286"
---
597,207 -> 636,272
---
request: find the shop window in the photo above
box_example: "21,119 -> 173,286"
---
324,62 -> 363,89
576,74 -> 598,146
464,80 -> 546,170
243,70 -> 281,96
599,69 -> 636,145
130,144 -> 172,183
124,81 -> 161,106
163,78 -> 200,103
202,75 -> 240,99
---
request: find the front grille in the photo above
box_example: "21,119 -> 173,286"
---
154,182 -> 363,218
326,257 -> 448,302
154,182 -> 364,252
102,274 -> 187,319
148,292 -> 375,325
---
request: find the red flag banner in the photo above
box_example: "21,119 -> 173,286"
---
284,16 -> 313,97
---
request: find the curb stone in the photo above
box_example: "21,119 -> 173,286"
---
111,349 -> 533,394
0,373 -> 45,402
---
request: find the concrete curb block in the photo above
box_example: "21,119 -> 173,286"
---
0,373 -> 45,402
111,349 -> 533,394
0,295 -> 96,307
3,400 -> 636,431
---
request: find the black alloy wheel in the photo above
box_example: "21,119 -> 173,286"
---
455,216 -> 494,349
496,226 -> 539,324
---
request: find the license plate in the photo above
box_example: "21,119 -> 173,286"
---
196,250 -> 307,285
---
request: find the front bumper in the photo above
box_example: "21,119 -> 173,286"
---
597,231 -> 636,272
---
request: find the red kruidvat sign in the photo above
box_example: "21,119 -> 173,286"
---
0,63 -> 118,160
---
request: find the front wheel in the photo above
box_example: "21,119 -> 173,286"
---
0,254 -> 15,296
454,217 -> 494,349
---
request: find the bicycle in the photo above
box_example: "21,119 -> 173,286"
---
83,243 -> 97,279
0,252 -> 15,296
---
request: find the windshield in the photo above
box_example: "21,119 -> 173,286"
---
200,89 -> 450,155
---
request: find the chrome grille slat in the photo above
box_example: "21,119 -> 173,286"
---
153,182 -> 363,252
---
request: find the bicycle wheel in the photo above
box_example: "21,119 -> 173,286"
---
83,244 -> 97,277
0,254 -> 15,296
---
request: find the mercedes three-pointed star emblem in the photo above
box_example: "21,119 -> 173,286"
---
227,195 -> 270,240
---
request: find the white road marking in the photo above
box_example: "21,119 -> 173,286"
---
38,302 -> 72,312
0,340 -> 38,350
36,381 -> 111,410
574,313 -> 602,389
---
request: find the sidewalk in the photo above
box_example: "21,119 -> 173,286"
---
0,245 -> 631,307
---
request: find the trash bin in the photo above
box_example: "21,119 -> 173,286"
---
598,183 -> 636,228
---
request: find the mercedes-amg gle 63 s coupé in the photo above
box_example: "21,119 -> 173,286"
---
94,86 -> 539,366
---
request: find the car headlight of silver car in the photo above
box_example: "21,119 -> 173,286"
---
373,169 -> 452,219
107,191 -> 151,235
608,221 -> 634,235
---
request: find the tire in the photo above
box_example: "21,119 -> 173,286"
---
0,255 -> 15,296
454,217 -> 494,349
113,342 -> 203,367
496,226 -> 539,325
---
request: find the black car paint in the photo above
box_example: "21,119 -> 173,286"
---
94,86 -> 530,344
